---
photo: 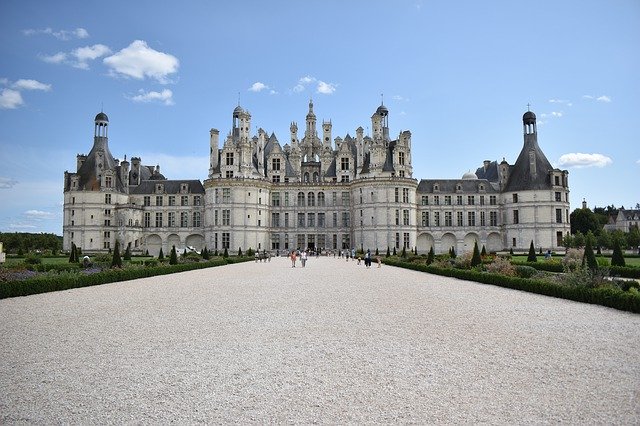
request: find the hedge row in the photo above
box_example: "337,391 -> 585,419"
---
510,260 -> 640,279
0,257 -> 252,299
384,259 -> 640,314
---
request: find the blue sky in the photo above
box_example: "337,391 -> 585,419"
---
1,0 -> 638,235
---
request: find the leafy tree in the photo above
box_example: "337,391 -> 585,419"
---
582,238 -> 598,272
426,246 -> 435,265
627,225 -> 640,249
182,248 -> 187,257
597,230 -> 612,250
158,248 -> 164,260
527,241 -> 537,262
169,245 -> 178,265
573,231 -> 585,248
611,239 -> 625,267
202,246 -> 210,260
509,247 -> 514,255
123,243 -> 132,261
111,241 -> 122,268
570,207 -> 602,236
246,247 -> 253,257
471,241 -> 482,267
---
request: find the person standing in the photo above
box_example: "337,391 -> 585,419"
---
365,249 -> 371,268
301,250 -> 307,267
290,250 -> 297,267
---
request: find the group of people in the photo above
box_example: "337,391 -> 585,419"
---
288,247 -> 381,269
290,250 -> 308,267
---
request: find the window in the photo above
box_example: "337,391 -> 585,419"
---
223,188 -> 231,203
104,219 -> 111,226
434,195 -> 440,205
169,196 -> 176,206
340,175 -> 350,183
103,231 -> 111,238
445,195 -> 452,205
556,208 -> 562,223
105,194 -> 112,204
298,213 -> 305,227
168,212 -> 176,227
434,212 -> 441,226
480,196 -> 485,206
284,213 -> 289,227
318,213 -> 325,227
271,233 -> 280,250
181,212 -> 188,227
554,176 -> 560,186
307,213 -> 315,227
340,157 -> 350,170
308,192 -> 315,207
403,209 -> 409,225
456,195 -> 463,205
421,196 -> 428,206
399,170 -> 405,177
395,210 -> 400,225
402,188 -> 409,203
332,192 -> 337,206
468,196 -> 475,205
272,158 -> 281,171
342,212 -> 350,227
513,194 -> 518,203
445,212 -> 452,227
272,213 -> 280,227
193,212 -> 201,227
222,232 -> 230,249
105,176 -> 112,188
226,152 -> 234,166
342,234 -> 350,249
468,211 -> 476,227
398,151 -> 405,166
272,192 -> 280,206
421,211 -> 429,226
143,196 -> 150,206
155,212 -> 162,227
480,211 -> 486,226
490,211 -> 498,226
395,188 -> 399,203
225,170 -> 234,178
513,210 -> 519,224
194,196 -> 202,206
333,212 -> 338,227
318,192 -> 325,206
395,233 -> 400,249
489,195 -> 497,205
103,241 -> 111,249
512,238 -> 517,247
284,192 -> 290,206
144,212 -> 151,227
555,192 -> 562,202
457,211 -> 464,226
298,192 -> 305,206
104,209 -> 111,216
341,192 -> 350,206
403,233 -> 410,249
222,209 -> 230,225
557,231 -> 563,246
156,196 -> 163,206
181,196 -> 189,206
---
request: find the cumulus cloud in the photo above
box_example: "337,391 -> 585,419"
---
549,99 -> 572,106
393,95 -> 410,102
129,89 -> 174,105
104,40 -> 179,84
41,52 -> 67,64
23,27 -> 89,40
0,177 -> 19,188
0,89 -> 24,109
12,79 -> 51,91
583,94 -> 612,103
249,82 -> 268,92
316,81 -> 337,95
71,44 -> 112,69
557,153 -> 612,168
293,75 -> 316,92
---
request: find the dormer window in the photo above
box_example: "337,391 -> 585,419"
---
156,184 -> 164,193
433,184 -> 439,192
181,183 -> 188,193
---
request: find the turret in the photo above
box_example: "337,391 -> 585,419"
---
120,155 -> 130,191
322,120 -> 332,149
209,128 -> 220,177
305,99 -> 317,138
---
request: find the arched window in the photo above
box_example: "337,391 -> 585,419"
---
304,172 -> 310,182
308,192 -> 315,207
317,192 -> 325,207
297,192 -> 305,206
313,172 -> 319,182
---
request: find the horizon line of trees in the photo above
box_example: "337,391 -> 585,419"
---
0,232 -> 62,254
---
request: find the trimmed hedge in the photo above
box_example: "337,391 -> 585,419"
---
384,258 -> 640,314
0,257 -> 253,299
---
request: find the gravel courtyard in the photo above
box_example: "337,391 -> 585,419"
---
1,256 -> 639,424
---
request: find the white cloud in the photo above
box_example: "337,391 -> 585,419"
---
104,40 -> 179,84
557,153 -> 612,168
23,27 -> 89,40
292,75 -> 317,93
71,44 -> 111,69
269,89 -> 278,95
0,177 -> 19,188
551,111 -> 563,117
393,95 -> 410,102
249,82 -> 268,92
24,210 -> 55,218
12,79 -> 51,91
130,89 -> 174,105
41,52 -> 67,64
596,95 -> 611,103
8,223 -> 37,230
317,81 -> 337,95
549,99 -> 572,106
0,89 -> 24,109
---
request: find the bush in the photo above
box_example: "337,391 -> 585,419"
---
111,241 -> 122,268
527,241 -> 537,262
169,245 -> 178,265
515,265 -> 537,279
563,248 -> 584,272
471,241 -> 482,267
485,256 -> 516,276
611,240 -> 626,267
426,246 -> 435,265
24,254 -> 42,265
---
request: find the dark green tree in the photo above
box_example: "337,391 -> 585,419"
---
123,242 -> 132,261
386,247 -> 390,257
527,240 -> 537,262
611,239 -> 625,267
202,246 -> 210,260
69,243 -> 77,263
392,247 -> 397,256
223,247 -> 229,258
401,246 -> 407,258
570,207 -> 602,236
375,248 -> 379,256
627,225 -> 640,249
481,245 -> 487,257
426,246 -> 435,265
471,241 -> 482,267
238,247 -> 243,256
111,241 -> 122,268
582,238 -> 598,272
169,245 -> 178,265
509,247 -> 514,255
158,248 -> 164,260
450,247 -> 456,259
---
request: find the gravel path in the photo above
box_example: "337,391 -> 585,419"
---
1,256 -> 639,424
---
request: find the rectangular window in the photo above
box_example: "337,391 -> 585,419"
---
155,212 -> 162,227
403,209 -> 410,225
225,170 -> 234,178
395,233 -> 400,249
271,233 -> 280,250
555,192 -> 562,202
226,152 -> 234,166
421,211 -> 429,226
456,195 -> 463,205
512,237 -> 517,247
272,158 -> 281,171
421,195 -> 428,206
105,176 -> 112,188
103,231 -> 111,238
318,213 -> 325,228
468,211 -> 476,227
222,209 -> 230,225
480,211 -> 486,226
284,192 -> 290,206
490,211 -> 498,226
398,151 -> 405,166
307,213 -> 315,227
272,192 -> 280,206
104,219 -> 111,226
223,188 -> 231,203
341,192 -> 350,206
168,212 -> 176,227
169,195 -> 176,206
554,176 -> 560,186
395,210 -> 400,225
434,195 -> 440,205
284,212 -> 289,227
557,231 -> 563,246
104,194 -> 112,204
333,212 -> 338,227
489,195 -> 497,206
298,213 -> 305,227
480,195 -> 485,206
394,188 -> 399,203
194,196 -> 202,206
457,211 -> 463,226
468,196 -> 475,205
513,194 -> 518,203
513,210 -> 519,224
222,232 -> 230,249
104,209 -> 111,216
156,196 -> 163,206
445,212 -> 452,227
403,233 -> 410,249
340,175 -> 349,183
143,196 -> 150,206
342,212 -> 350,227
434,212 -> 440,226
144,212 -> 151,227
193,212 -> 201,227
556,208 -> 562,223
444,195 -> 452,205
181,196 -> 189,206
402,188 -> 409,203
297,234 -> 306,249
181,212 -> 189,227
340,157 -> 350,170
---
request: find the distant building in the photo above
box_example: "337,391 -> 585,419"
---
604,209 -> 640,233
63,103 -> 570,255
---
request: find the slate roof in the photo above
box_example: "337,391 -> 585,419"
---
75,139 -> 125,192
503,135 -> 555,192
130,179 -> 205,194
417,178 -> 498,193
475,161 -> 499,182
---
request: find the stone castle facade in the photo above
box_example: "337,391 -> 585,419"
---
63,102 -> 571,255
